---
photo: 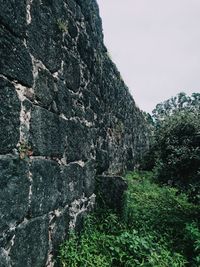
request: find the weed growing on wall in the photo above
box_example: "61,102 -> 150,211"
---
17,141 -> 33,160
57,19 -> 68,33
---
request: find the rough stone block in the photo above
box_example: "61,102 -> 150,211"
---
95,176 -> 128,214
9,216 -> 49,267
0,78 -> 20,154
0,156 -> 29,233
66,0 -> 82,21
29,106 -> 65,157
61,163 -> 84,205
82,89 -> 100,114
0,0 -> 27,37
62,53 -> 80,92
68,17 -> 78,38
29,159 -> 61,217
27,0 -> 66,72
0,27 -> 33,87
51,207 -> 69,257
34,69 -> 55,108
96,149 -> 109,175
29,106 -> 93,160
77,32 -> 94,72
63,120 -> 93,163
76,0 -> 103,44
56,80 -> 73,118
83,160 -> 96,197
0,248 -> 10,267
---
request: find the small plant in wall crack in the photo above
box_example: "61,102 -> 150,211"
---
57,19 -> 68,33
17,142 -> 33,160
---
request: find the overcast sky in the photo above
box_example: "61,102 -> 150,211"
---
97,0 -> 200,113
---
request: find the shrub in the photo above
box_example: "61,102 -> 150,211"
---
149,111 -> 200,203
184,222 -> 200,265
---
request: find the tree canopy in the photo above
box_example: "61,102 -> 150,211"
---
143,92 -> 200,203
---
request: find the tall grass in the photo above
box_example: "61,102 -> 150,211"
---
58,171 -> 200,267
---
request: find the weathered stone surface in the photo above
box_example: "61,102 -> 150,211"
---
0,27 -> 33,86
9,216 -> 49,267
62,53 -> 80,92
83,160 -> 96,197
63,120 -> 93,163
29,106 -> 65,157
51,207 -> 69,256
95,176 -> 128,214
0,78 -> 20,154
0,156 -> 29,233
77,32 -> 95,72
76,0 -> 103,46
30,159 -> 61,217
34,69 -> 55,108
96,149 -> 109,175
66,0 -> 82,21
29,106 -> 94,161
68,17 -> 78,38
56,81 -> 73,118
0,0 -> 150,265
0,248 -> 9,267
0,0 -> 27,37
27,0 -> 67,72
61,163 -> 84,205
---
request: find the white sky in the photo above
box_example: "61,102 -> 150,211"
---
97,0 -> 200,113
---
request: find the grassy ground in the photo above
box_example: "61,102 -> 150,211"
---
58,171 -> 200,267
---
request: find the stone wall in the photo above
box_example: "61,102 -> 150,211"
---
0,0 -> 149,266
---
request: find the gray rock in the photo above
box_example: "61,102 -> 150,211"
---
34,69 -> 55,108
51,206 -> 69,255
27,0 -> 67,72
29,159 -> 61,217
62,53 -> 80,92
0,157 -> 29,233
9,216 -> 49,267
83,160 -> 96,197
61,163 -> 84,205
0,27 -> 33,86
0,248 -> 10,267
29,106 -> 65,157
62,120 -> 93,163
0,78 -> 20,153
95,176 -> 128,214
0,0 -> 27,37
56,80 -> 73,118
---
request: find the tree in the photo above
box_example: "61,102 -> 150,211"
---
144,92 -> 200,203
152,92 -> 200,124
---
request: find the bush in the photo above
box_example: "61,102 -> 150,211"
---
184,222 -> 200,265
149,111 -> 200,203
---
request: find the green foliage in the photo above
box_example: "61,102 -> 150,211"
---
184,222 -> 200,265
153,111 -> 200,202
58,172 -> 200,267
106,230 -> 186,267
152,92 -> 200,124
17,141 -> 33,160
124,172 -> 200,252
143,92 -> 200,202
59,230 -> 111,267
57,19 -> 68,33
